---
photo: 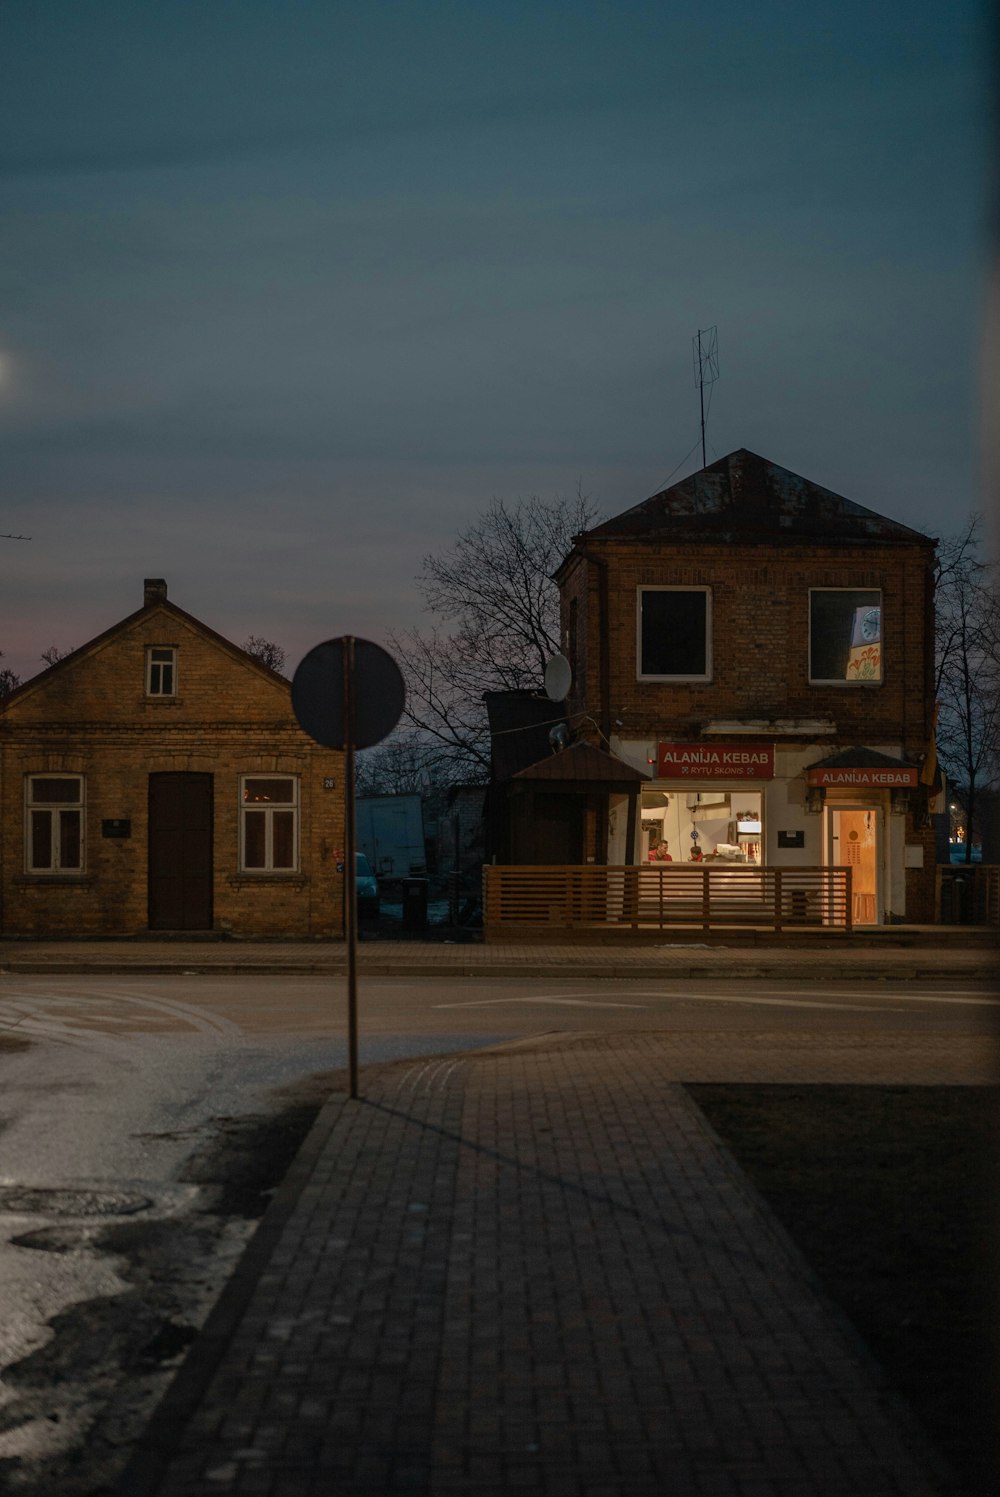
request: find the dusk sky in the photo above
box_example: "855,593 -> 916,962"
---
1,0 -> 988,685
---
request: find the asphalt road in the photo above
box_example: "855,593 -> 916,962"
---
3,969 -> 998,1041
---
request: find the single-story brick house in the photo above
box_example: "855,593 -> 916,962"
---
0,579 -> 344,938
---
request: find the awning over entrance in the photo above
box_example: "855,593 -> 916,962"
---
513,740 -> 648,788
805,747 -> 920,789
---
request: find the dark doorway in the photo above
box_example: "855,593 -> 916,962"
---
514,792 -> 583,864
148,773 -> 214,930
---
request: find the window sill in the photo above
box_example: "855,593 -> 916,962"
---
15,874 -> 92,886
230,873 -> 307,886
637,676 -> 713,685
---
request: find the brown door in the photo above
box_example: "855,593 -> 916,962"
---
148,773 -> 214,930
519,793 -> 583,864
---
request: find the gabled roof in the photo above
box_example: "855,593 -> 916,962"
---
806,747 -> 919,771
580,449 -> 934,546
513,740 -> 648,785
1,579 -> 288,712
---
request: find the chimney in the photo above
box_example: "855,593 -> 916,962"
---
144,578 -> 168,607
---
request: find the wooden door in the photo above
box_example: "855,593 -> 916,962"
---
829,806 -> 880,925
520,793 -> 583,864
148,773 -> 214,930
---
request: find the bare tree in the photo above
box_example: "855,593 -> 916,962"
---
243,635 -> 287,674
355,730 -> 448,798
934,515 -> 1000,859
388,491 -> 598,780
40,645 -> 70,667
0,652 -> 21,699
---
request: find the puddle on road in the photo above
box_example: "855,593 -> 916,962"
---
0,1187 -> 152,1218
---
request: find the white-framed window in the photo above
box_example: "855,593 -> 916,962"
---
240,776 -> 298,871
146,646 -> 177,696
637,587 -> 712,681
26,775 -> 84,873
809,589 -> 882,684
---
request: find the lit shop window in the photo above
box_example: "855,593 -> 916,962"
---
146,647 -> 177,696
809,590 -> 882,683
240,777 -> 298,871
27,775 -> 83,873
639,787 -> 762,865
637,587 -> 711,681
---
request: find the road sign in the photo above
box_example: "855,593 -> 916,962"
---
292,637 -> 404,750
291,637 -> 405,1100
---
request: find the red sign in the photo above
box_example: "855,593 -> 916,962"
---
807,765 -> 918,788
657,742 -> 774,779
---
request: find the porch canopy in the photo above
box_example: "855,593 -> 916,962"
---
805,746 -> 921,791
509,741 -> 648,864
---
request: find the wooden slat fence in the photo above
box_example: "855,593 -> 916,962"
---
484,864 -> 852,936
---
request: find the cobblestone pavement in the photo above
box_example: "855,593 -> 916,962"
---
118,1029 -> 977,1496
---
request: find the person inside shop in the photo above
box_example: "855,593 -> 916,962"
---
647,838 -> 672,861
689,843 -> 704,862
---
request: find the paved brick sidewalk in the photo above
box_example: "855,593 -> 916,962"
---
120,1034 -> 959,1496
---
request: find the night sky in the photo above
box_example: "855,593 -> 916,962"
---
0,0 -> 987,683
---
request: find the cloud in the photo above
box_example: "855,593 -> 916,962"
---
0,0 -> 982,681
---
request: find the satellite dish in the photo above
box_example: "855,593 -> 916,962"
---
543,652 -> 572,703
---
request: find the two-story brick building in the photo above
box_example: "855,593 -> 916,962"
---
553,449 -> 938,924
0,580 -> 344,938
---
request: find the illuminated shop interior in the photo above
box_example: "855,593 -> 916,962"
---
639,789 -> 762,864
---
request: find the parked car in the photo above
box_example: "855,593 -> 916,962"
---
949,843 -> 982,863
356,853 -> 380,920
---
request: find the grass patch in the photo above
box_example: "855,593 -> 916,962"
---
687,1084 -> 1000,1497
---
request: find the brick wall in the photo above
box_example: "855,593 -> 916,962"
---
1,601 -> 344,938
562,538 -> 936,758
557,535 -> 938,921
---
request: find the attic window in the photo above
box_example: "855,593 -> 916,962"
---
146,647 -> 177,696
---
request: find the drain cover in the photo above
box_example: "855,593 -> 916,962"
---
0,1186 -> 152,1217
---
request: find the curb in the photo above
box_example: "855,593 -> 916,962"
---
2,959 -> 994,980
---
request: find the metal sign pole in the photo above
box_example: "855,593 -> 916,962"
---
292,634 -> 404,1105
342,636 -> 359,1099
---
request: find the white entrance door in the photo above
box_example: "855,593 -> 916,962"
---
827,806 -> 882,925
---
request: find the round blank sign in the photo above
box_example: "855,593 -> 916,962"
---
292,637 -> 405,750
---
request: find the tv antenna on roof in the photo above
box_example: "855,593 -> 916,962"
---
1,533 -> 31,540
692,326 -> 719,469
